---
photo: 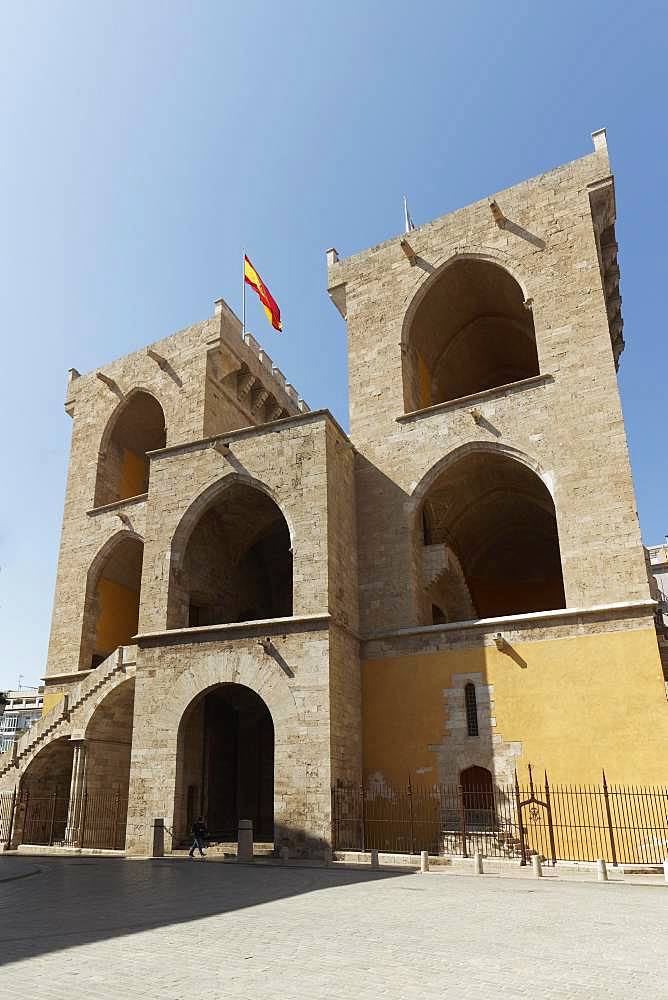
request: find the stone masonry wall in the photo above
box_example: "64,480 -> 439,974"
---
328,140 -> 651,636
46,301 -> 306,682
126,627 -> 334,858
138,412 -> 333,635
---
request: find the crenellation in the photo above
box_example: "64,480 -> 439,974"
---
10,133 -> 667,861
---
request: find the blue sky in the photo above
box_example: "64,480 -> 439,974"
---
0,1 -> 666,691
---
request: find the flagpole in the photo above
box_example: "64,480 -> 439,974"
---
242,249 -> 246,335
403,194 -> 409,235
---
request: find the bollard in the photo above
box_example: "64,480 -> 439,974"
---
473,851 -> 484,875
663,859 -> 668,883
531,854 -> 542,878
596,859 -> 608,882
237,818 -> 253,861
370,848 -> 379,867
279,845 -> 290,862
420,850 -> 429,873
152,818 -> 164,858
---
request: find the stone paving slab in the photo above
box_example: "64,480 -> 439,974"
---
0,857 -> 41,883
0,857 -> 665,998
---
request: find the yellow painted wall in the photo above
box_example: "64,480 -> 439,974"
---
118,448 -> 147,500
41,691 -> 65,716
95,578 -> 140,655
363,627 -> 668,786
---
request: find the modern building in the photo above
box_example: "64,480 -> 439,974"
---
0,689 -> 43,755
647,541 -> 668,682
1,129 -> 666,857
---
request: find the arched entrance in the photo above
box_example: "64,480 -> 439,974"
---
80,678 -> 135,849
175,683 -> 274,843
460,765 -> 495,829
17,738 -> 74,845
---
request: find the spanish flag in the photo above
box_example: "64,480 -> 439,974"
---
244,254 -> 282,332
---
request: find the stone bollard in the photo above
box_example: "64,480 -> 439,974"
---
531,854 -> 542,878
279,846 -> 290,862
596,859 -> 608,882
663,859 -> 668,883
237,819 -> 253,861
473,851 -> 484,875
420,850 -> 429,873
369,849 -> 379,867
152,818 -> 164,858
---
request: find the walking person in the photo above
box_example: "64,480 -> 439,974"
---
188,816 -> 208,859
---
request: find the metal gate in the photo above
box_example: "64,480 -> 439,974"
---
515,764 -> 556,865
19,790 -> 127,850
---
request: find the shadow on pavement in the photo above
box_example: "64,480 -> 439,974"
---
0,856 -> 409,967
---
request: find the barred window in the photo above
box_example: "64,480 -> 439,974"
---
465,683 -> 479,736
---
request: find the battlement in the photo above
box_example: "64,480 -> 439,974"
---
65,295 -> 309,430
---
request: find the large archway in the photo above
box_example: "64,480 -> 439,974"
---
80,534 -> 144,669
80,678 -> 135,849
168,479 -> 293,628
175,683 -> 274,843
94,390 -> 166,507
403,258 -> 539,412
418,449 -> 565,623
17,738 -> 74,845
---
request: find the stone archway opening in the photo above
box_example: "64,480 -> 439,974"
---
418,450 -> 565,624
18,738 -> 74,845
79,678 -> 135,849
81,535 -> 144,669
175,683 -> 274,844
94,391 -> 166,507
168,481 -> 292,629
403,259 -> 538,412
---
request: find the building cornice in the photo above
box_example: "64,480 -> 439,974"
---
363,599 -> 657,643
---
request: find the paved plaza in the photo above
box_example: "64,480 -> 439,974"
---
0,856 -> 665,999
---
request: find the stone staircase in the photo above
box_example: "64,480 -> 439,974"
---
0,645 -> 136,780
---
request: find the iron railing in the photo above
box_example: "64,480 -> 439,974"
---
332,773 -> 668,866
1,790 -> 128,851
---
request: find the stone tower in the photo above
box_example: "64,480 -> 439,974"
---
327,128 -> 666,789
1,298 -> 361,857
1,130 -> 666,860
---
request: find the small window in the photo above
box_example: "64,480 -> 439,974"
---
464,683 -> 479,737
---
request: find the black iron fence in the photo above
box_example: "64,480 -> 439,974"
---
332,773 -> 668,866
1,790 -> 127,851
0,788 -> 17,847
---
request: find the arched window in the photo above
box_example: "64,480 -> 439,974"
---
403,259 -> 538,412
95,391 -> 166,507
418,449 -> 565,624
168,481 -> 292,629
464,683 -> 479,737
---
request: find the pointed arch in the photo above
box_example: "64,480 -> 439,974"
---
79,530 -> 144,669
413,444 -> 564,623
175,682 -> 274,842
94,388 -> 166,506
167,473 -> 293,629
401,254 -> 538,413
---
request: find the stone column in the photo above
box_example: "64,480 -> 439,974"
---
65,740 -> 87,846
